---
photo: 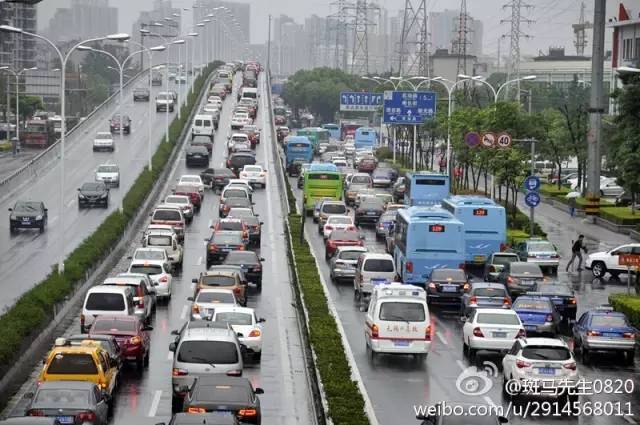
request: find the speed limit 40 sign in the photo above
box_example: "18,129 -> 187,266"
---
496,132 -> 512,148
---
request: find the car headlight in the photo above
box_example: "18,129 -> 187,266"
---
35,215 -> 43,220
78,193 -> 86,199
100,193 -> 108,198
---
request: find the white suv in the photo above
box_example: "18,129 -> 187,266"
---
211,306 -> 265,363
127,259 -> 173,301
502,337 -> 579,401
93,132 -> 114,152
585,243 -> 640,278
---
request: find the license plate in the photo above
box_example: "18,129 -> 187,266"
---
372,279 -> 388,285
603,332 -> 620,337
213,411 -> 233,416
521,280 -> 535,286
538,255 -> 550,259
56,417 -> 74,424
474,255 -> 485,262
367,212 -> 376,215
442,285 -> 457,293
552,299 -> 563,305
22,219 -> 30,223
193,154 -> 201,158
537,367 -> 556,375
526,325 -> 537,330
492,332 -> 507,338
393,340 -> 410,347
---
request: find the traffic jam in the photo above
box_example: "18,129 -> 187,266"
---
277,111 -> 639,423
6,62 -> 275,425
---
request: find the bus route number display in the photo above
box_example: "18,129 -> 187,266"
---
429,224 -> 445,233
473,208 -> 488,216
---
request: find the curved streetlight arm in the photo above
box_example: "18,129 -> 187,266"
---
496,77 -> 530,101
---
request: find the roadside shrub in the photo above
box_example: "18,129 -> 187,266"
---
609,294 -> 640,328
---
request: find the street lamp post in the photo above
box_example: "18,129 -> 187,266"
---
188,32 -> 199,95
372,76 -> 403,164
0,66 -> 37,142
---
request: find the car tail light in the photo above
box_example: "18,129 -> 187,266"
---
187,407 -> 207,414
76,412 -> 97,422
28,410 -> 44,417
137,299 -> 144,309
517,328 -> 526,338
192,303 -> 200,313
500,243 -> 507,251
406,262 -> 413,273
469,296 -> 478,305
551,254 -> 560,259
428,282 -> 436,289
172,368 -> 188,376
563,362 -> 577,370
226,160 -> 231,167
569,298 -> 576,305
516,359 -> 531,368
489,266 -> 496,273
506,276 -> 514,285
239,409 -> 257,418
545,314 -> 553,323
371,324 -> 379,339
463,283 -> 470,292
80,314 -> 85,328
226,369 -> 242,377
129,336 -> 142,345
347,226 -> 356,231
623,332 -> 636,339
458,263 -> 465,270
159,275 -> 168,283
587,330 -> 601,337
472,327 -> 484,337
249,329 -> 261,337
209,244 -> 218,252
233,287 -> 242,295
425,325 -> 431,341
254,264 -> 262,272
325,226 -> 333,231
239,245 -> 246,251
503,297 -> 511,306
327,241 -> 336,248
243,231 -> 248,239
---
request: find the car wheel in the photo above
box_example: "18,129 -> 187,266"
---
39,223 -> 45,233
325,251 -> 330,261
10,225 -> 16,234
257,281 -> 262,292
591,261 -> 607,278
551,266 -> 558,275
468,347 -> 477,362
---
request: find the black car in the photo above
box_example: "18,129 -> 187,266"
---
180,376 -> 263,424
223,250 -> 264,289
133,87 -> 150,101
354,197 -> 385,226
377,163 -> 399,181
615,190 -> 639,207
227,152 -> 256,174
78,182 -> 109,208
201,168 -> 236,190
427,268 -> 470,306
109,114 -> 131,134
191,135 -> 213,154
186,145 -> 209,167
392,177 -> 406,202
206,231 -> 246,267
9,200 -> 47,233
159,413 -> 239,425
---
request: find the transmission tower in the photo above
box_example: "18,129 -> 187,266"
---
452,0 -> 472,79
329,0 -> 352,71
573,2 -> 592,56
397,0 -> 429,77
346,0 -> 378,75
501,0 -> 533,98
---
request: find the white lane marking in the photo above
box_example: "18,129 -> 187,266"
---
66,199 -> 75,208
197,256 -> 203,266
180,304 -> 188,320
147,390 -> 162,417
435,330 -> 448,346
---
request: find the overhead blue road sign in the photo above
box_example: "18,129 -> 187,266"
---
383,90 -> 437,124
525,191 -> 541,208
340,91 -> 382,112
524,175 -> 541,192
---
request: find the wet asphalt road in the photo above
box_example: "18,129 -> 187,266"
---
3,73 -> 315,425
286,165 -> 639,424
0,75 -> 191,313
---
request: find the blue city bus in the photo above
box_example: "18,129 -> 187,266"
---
394,206 -> 465,286
354,127 -> 378,151
322,123 -> 341,140
441,196 -> 507,265
404,172 -> 450,206
285,136 -> 314,176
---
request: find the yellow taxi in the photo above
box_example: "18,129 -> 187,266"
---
38,340 -> 119,398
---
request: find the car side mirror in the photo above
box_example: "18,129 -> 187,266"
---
192,278 -> 198,283
144,325 -> 154,331
23,392 -> 34,399
8,208 -> 12,211
260,257 -> 265,262
187,296 -> 194,301
237,332 -> 244,338
254,387 -> 264,395
77,188 -> 81,191
259,221 -> 264,225
170,329 -> 179,336
460,316 -> 468,323
127,256 -> 132,260
258,318 -> 266,323
169,342 -> 177,352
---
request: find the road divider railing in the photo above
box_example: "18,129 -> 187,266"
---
0,62 -> 222,409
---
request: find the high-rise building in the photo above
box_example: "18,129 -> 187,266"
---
46,0 -> 117,43
0,2 -> 37,70
430,9 -> 483,58
194,0 -> 251,62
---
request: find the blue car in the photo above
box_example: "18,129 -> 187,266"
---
375,210 -> 397,240
512,295 -> 561,336
572,305 -> 637,365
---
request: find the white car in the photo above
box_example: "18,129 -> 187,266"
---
228,133 -> 250,152
600,179 -> 625,197
462,308 -> 525,359
585,243 -> 640,278
95,163 -> 120,187
131,247 -> 169,263
211,305 -> 265,362
224,179 -> 254,196
332,159 -> 349,168
231,114 -> 251,129
188,288 -> 238,320
239,165 -> 267,188
93,132 -> 114,152
502,337 -> 579,400
127,259 -> 173,301
142,231 -> 183,267
163,195 -> 194,223
177,174 -> 205,197
207,96 -> 223,107
322,215 -> 355,239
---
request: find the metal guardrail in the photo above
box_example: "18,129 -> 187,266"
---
0,69 -> 149,203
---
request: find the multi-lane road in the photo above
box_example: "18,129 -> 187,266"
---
4,73 -> 316,425
0,75 -> 192,312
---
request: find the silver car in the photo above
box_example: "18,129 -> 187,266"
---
483,252 -> 520,282
25,381 -> 110,425
461,282 -> 512,316
329,246 -> 368,283
94,164 -> 120,188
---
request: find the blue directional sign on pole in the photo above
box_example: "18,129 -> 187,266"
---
383,90 -> 437,124
340,91 -> 383,112
524,176 -> 541,192
525,192 -> 541,208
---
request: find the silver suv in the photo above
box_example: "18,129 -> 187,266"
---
170,321 -> 244,411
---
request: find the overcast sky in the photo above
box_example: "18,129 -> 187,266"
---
38,0 -> 616,57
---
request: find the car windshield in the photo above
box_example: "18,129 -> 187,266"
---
92,318 -> 137,333
528,241 -> 555,252
591,315 -> 628,327
330,231 -> 358,241
224,189 -> 247,198
81,183 -> 103,191
134,249 -> 165,260
379,302 -> 425,322
476,312 -> 520,325
158,93 -> 172,100
153,210 -> 181,221
431,269 -> 466,281
212,233 -> 243,244
196,292 -> 236,304
177,341 -> 238,364
219,221 -> 243,231
97,166 -> 118,173
13,202 -> 41,213
200,275 -> 237,286
227,199 -> 252,208
46,354 -> 97,375
514,299 -> 551,310
492,255 -> 519,266
196,385 -> 249,404
380,212 -> 397,221
225,251 -> 258,264
96,133 -> 111,139
228,209 -> 252,218
511,263 -> 543,276
244,166 -> 261,172
521,346 -> 571,361
328,216 -> 352,225
351,175 -> 371,184
215,312 -> 253,326
339,250 -> 365,261
165,196 -> 188,205
85,293 -> 124,311
363,259 -> 394,272
129,265 -> 163,275
322,204 -> 347,214
34,389 -> 89,406
473,287 -> 507,297
360,198 -> 384,209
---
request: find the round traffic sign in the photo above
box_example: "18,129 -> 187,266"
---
464,132 -> 481,148
525,191 -> 541,208
496,132 -> 512,148
524,175 -> 541,192
481,132 -> 496,148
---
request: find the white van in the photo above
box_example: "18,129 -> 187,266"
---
192,114 -> 214,140
364,283 -> 431,360
143,231 -> 183,267
240,87 -> 258,100
354,253 -> 397,299
81,286 -> 136,333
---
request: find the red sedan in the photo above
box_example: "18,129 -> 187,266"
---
325,230 -> 364,260
89,315 -> 152,372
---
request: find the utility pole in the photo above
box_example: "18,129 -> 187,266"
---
329,0 -> 351,71
398,0 -> 429,76
573,2 -> 592,56
501,0 -> 533,100
453,0 -> 472,79
348,0 -> 378,75
267,15 -> 272,75
586,0 -> 605,218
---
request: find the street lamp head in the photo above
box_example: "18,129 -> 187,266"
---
197,23 -> 205,27
172,39 -> 186,45
0,66 -> 8,70
0,24 -> 23,34
433,76 -> 443,81
204,19 -> 211,23
412,76 -> 428,80
188,32 -> 199,37
77,45 -> 93,51
52,68 -> 61,72
25,66 -> 37,71
390,76 -> 401,80
522,75 -> 537,80
106,33 -> 130,41
149,45 -> 166,52
139,29 -> 150,34
151,22 -> 163,27
172,13 -> 180,17
458,74 -> 472,79
616,66 -> 640,74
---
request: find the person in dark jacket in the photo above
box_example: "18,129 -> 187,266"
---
566,234 -> 587,272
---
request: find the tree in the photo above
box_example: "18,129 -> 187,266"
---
529,109 -> 573,189
9,95 -> 43,120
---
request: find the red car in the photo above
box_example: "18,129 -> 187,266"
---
174,185 -> 202,212
89,315 -> 152,371
358,158 -> 377,173
325,230 -> 364,260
